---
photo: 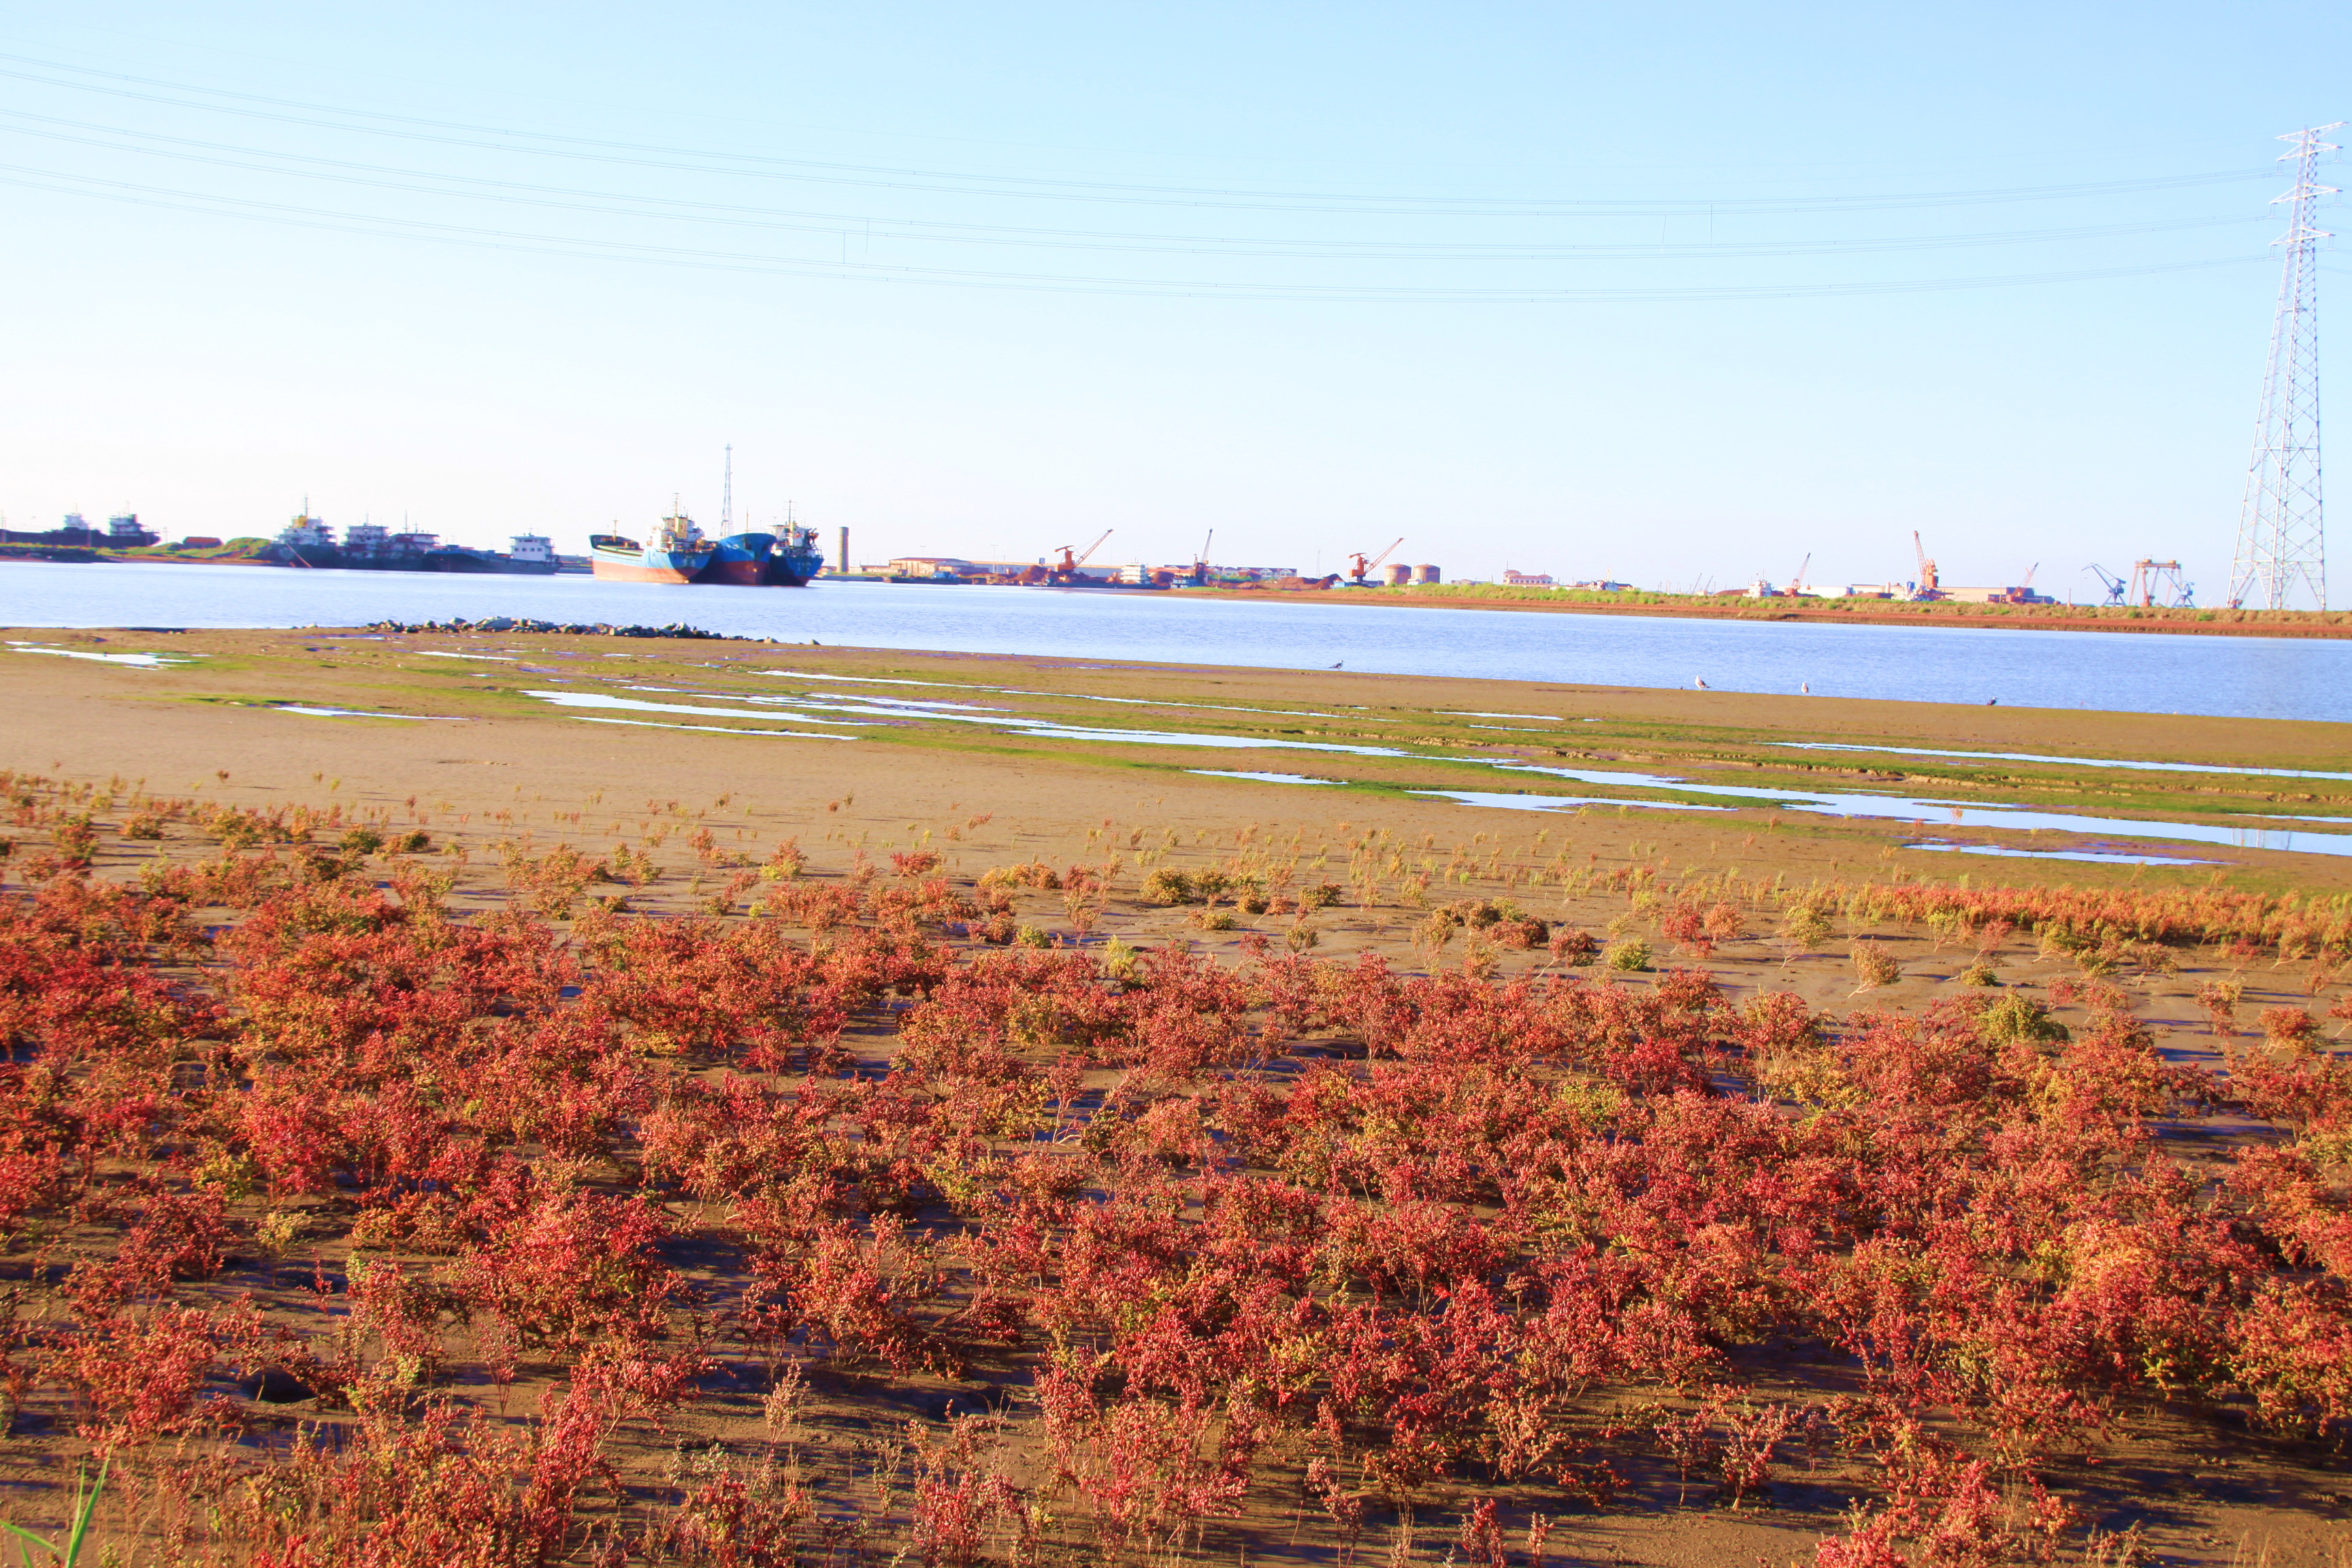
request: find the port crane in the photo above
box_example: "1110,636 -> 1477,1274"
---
1987,563 -> 2042,605
1347,537 -> 1404,585
1910,532 -> 1944,600
1193,528 -> 1213,585
1788,552 -> 1812,598
1047,529 -> 1113,584
2128,558 -> 2193,608
2085,564 -> 2127,605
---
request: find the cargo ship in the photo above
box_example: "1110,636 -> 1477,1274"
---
700,511 -> 828,587
427,534 -> 560,575
265,516 -> 559,573
591,511 -> 717,583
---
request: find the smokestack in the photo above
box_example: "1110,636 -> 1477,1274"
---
836,526 -> 849,575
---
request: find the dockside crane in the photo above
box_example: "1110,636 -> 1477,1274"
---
1991,563 -> 2041,605
1910,532 -> 1944,600
1193,528 -> 1214,585
2085,564 -> 2127,605
1347,537 -> 1404,585
1047,529 -> 1113,584
1788,552 -> 1812,597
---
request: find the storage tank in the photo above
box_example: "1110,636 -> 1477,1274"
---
1412,564 -> 1441,584
1385,563 -> 1412,586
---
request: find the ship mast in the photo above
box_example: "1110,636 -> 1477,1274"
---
722,444 -> 732,532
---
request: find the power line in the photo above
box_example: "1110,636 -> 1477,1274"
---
0,108 -> 2274,263
0,161 -> 2271,303
0,52 -> 2279,218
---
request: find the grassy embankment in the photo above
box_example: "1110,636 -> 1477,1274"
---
1199,579 -> 2352,637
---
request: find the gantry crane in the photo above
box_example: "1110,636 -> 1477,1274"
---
1347,537 -> 1404,585
2128,558 -> 2193,608
2085,564 -> 2127,605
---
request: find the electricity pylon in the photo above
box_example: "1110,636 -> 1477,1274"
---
2230,125 -> 2340,610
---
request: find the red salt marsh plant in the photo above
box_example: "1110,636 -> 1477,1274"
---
0,832 -> 2350,1564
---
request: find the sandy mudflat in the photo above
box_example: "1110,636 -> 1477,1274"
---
3,625 -> 2346,893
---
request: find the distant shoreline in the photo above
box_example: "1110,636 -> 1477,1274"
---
1185,585 -> 2352,640
14,549 -> 2349,641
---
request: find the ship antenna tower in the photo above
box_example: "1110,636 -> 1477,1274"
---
723,444 -> 733,532
2230,124 -> 2340,610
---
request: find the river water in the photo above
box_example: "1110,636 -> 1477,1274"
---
3,560 -> 2343,723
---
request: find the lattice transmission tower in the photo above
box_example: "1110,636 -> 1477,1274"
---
2230,125 -> 2340,610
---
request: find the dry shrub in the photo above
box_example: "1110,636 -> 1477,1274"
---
764,881 -> 862,930
1850,939 -> 1901,992
1139,868 -> 1194,905
502,843 -> 609,919
2262,1007 -> 2319,1054
1701,901 -> 1747,945
979,860 -> 1061,893
1549,928 -> 1600,965
1780,902 -> 1833,953
2198,979 -> 2242,1037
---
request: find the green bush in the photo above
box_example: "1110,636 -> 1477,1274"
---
1978,992 -> 2069,1046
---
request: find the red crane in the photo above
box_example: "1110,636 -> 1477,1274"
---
1049,529 -> 1113,583
2129,558 -> 2191,608
1347,537 -> 1405,583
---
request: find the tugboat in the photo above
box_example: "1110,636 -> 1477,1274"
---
591,510 -> 717,583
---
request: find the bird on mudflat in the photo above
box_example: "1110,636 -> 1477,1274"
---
1694,676 -> 1708,689
1330,661 -> 1343,669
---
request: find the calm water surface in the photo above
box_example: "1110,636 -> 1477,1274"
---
3,561 -> 2343,723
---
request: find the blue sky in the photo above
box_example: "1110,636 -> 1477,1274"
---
0,2 -> 2343,600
